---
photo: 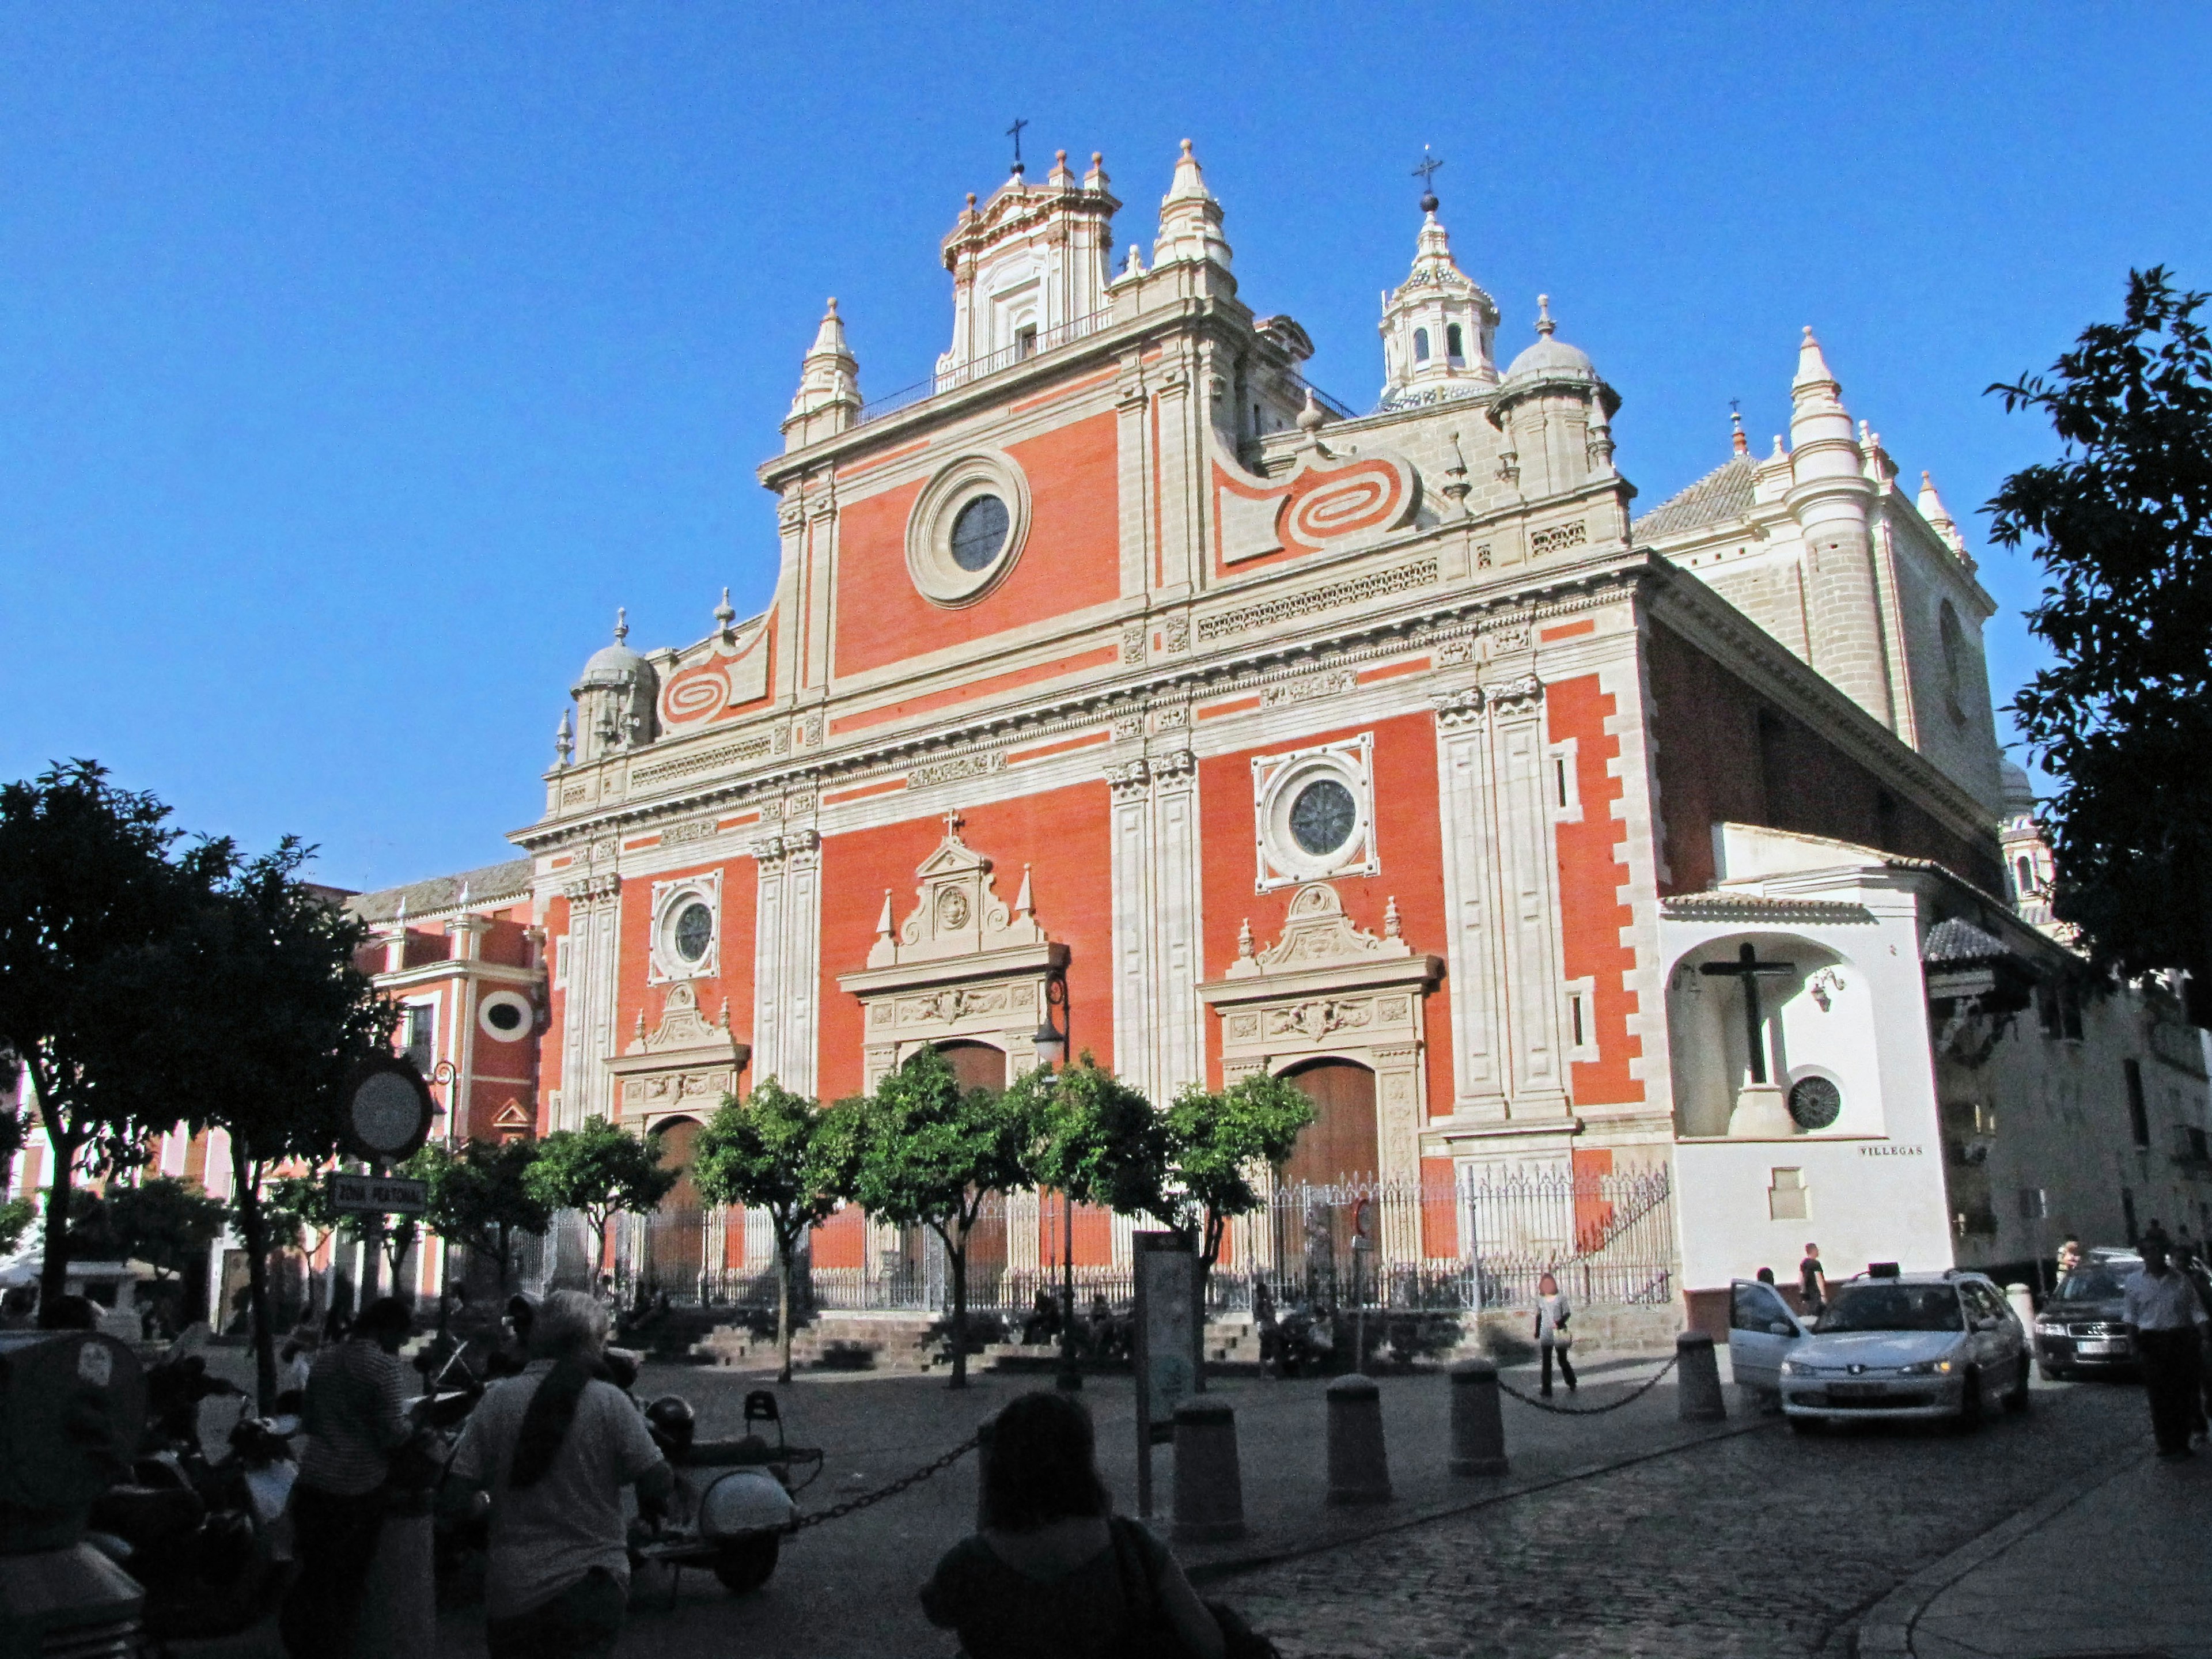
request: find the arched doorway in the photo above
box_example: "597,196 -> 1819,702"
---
643,1116 -> 703,1302
935,1039 -> 1009,1093
1278,1059 -> 1380,1308
1281,1059 -> 1380,1186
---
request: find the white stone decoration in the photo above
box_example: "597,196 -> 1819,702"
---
1252,733 -> 1380,893
751,828 -> 821,1094
1107,749 -> 1204,1104
836,815 -> 1069,1089
905,449 -> 1032,607
557,873 -> 622,1128
647,870 -> 721,985
607,980 -> 751,1130
1198,884 -> 1442,1227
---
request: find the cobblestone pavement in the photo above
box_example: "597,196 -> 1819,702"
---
1218,1381 -> 2149,1659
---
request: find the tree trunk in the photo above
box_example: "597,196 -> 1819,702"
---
945,1222 -> 969,1391
775,1231 -> 794,1385
37,1118 -> 80,1324
231,1143 -> 280,1410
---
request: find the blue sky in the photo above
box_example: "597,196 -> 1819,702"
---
3,5 -> 2207,891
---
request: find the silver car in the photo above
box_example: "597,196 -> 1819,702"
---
1729,1271 -> 2031,1430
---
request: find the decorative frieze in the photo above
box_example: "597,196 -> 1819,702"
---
631,734 -> 774,789
908,751 -> 1007,789
1196,558 -> 1440,645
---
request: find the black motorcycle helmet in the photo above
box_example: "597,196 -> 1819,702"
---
642,1394 -> 695,1459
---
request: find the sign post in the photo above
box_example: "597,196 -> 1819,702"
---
340,1057 -> 438,1303
1132,1232 -> 1198,1520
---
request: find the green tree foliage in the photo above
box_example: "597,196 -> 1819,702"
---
1990,268 -> 2212,1022
850,1047 -> 1031,1389
412,1138 -> 549,1295
691,1080 -> 862,1382
0,1198 -> 34,1258
156,839 -> 393,1404
0,762 -> 226,1316
105,1177 -> 227,1284
1156,1072 -> 1315,1279
1014,1056 -> 1170,1221
524,1116 -> 678,1283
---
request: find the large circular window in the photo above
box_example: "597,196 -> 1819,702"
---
479,989 -> 535,1042
950,496 -> 1010,573
907,452 -> 1031,605
1788,1075 -> 1842,1131
673,902 -> 714,965
1288,779 -> 1357,856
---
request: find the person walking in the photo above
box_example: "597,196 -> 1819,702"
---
281,1296 -> 418,1659
444,1289 -> 673,1659
2121,1233 -> 2209,1460
1799,1244 -> 1830,1317
1535,1273 -> 1576,1397
921,1391 -> 1228,1659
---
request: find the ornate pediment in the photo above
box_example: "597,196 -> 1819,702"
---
607,979 -> 750,1125
867,813 -> 1048,970
1229,882 -> 1412,979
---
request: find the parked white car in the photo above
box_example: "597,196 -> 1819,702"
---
1729,1270 -> 2031,1431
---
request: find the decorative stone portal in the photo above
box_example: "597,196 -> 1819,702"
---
1198,882 -> 1442,1261
836,815 -> 1070,1278
605,979 -> 751,1128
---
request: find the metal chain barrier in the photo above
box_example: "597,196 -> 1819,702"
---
791,1431 -> 981,1531
1494,1352 -> 1680,1416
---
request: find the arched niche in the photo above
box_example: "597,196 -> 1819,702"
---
1665,932 -> 1878,1139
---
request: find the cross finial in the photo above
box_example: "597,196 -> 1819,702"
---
944,809 -> 966,841
1007,117 -> 1029,175
1412,146 -> 1444,214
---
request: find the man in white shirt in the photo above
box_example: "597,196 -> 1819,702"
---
446,1289 -> 673,1658
2121,1235 -> 2209,1459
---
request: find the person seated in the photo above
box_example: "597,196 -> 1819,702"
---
921,1391 -> 1225,1659
1021,1290 -> 1060,1347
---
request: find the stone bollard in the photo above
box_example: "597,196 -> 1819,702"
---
1325,1374 -> 1392,1505
1447,1357 -> 1509,1476
1677,1331 -> 1728,1422
2006,1283 -> 2038,1338
1172,1398 -> 1247,1543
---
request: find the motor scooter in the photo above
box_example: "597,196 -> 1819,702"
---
630,1389 -> 823,1594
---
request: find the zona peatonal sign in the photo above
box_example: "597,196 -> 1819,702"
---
327,1171 -> 430,1216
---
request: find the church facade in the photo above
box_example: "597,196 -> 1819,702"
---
495,137 -> 2081,1312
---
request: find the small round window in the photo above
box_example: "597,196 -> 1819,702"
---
484,1001 -> 524,1033
950,496 -> 1010,573
673,902 -> 714,964
1788,1076 -> 1843,1131
1287,779 -> 1357,857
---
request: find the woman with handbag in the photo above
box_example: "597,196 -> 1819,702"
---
1535,1272 -> 1577,1397
922,1391 -> 1254,1658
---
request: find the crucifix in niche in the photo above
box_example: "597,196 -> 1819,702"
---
1700,942 -> 1798,1136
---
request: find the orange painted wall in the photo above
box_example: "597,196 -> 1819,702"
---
1194,711 -> 1453,1115
1547,676 -> 1645,1108
815,782 -> 1115,1103
539,893 -> 570,1124
811,1203 -> 867,1269
612,857 -> 760,1094
831,410 -> 1122,679
1419,1156 -> 1457,1258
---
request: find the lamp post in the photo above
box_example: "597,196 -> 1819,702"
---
1032,976 -> 1077,1392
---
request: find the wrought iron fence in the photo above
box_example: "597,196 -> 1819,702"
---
581,1166 -> 1677,1319
855,309 -> 1116,426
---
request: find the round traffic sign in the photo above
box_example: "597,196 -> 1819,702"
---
344,1056 -> 435,1162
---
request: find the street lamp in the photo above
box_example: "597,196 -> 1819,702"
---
1033,977 -> 1079,1392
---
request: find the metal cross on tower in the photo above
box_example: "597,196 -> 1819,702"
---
1007,117 -> 1029,174
1412,148 -> 1445,189
1699,942 -> 1798,1085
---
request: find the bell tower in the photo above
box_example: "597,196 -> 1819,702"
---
937,141 -> 1120,382
1377,162 -> 1499,410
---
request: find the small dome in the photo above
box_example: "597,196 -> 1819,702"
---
1999,758 -> 2036,814
1503,297 -> 1596,382
575,608 -> 654,690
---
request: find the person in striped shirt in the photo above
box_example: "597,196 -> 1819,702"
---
281,1296 -> 419,1658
